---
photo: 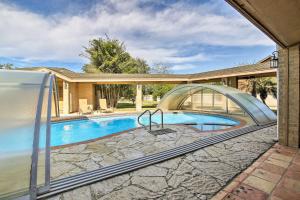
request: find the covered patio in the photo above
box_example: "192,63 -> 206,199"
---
24,60 -> 276,115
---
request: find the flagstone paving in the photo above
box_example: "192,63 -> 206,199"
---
47,125 -> 276,200
212,142 -> 300,200
51,124 -> 229,179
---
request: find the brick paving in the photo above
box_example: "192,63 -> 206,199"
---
212,143 -> 300,200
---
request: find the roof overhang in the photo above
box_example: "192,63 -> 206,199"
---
226,0 -> 300,47
20,64 -> 276,84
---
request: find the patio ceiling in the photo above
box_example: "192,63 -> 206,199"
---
226,0 -> 300,47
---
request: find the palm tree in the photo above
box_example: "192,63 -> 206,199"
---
240,77 -> 277,105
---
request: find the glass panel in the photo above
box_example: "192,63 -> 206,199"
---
0,70 -> 48,199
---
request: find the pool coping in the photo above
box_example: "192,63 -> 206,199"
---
50,111 -> 247,150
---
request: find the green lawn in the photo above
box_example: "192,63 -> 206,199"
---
115,101 -> 157,112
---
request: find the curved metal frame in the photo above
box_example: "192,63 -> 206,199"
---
158,84 -> 277,126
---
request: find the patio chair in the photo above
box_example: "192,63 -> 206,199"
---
98,98 -> 113,113
79,99 -> 92,115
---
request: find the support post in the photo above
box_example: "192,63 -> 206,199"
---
225,77 -> 238,88
136,84 -> 143,112
63,81 -> 70,114
278,44 -> 300,147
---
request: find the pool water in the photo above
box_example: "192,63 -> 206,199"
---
50,113 -> 239,146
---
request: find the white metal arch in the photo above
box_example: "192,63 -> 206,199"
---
157,84 -> 277,125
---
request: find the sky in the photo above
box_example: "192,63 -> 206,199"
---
0,0 -> 275,74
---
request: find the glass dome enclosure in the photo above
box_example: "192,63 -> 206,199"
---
0,70 -> 58,199
158,84 -> 277,126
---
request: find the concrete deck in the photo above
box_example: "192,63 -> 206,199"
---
47,125 -> 276,200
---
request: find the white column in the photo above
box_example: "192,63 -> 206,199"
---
136,84 -> 143,112
63,81 -> 70,114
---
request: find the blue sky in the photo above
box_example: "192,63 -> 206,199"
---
0,0 -> 275,73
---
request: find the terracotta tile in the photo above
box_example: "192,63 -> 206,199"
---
211,190 -> 228,200
270,153 -> 293,162
231,184 -> 268,200
223,193 -> 244,200
277,145 -> 298,154
235,173 -> 249,183
279,177 -> 300,192
258,162 -> 285,175
223,181 -> 240,193
273,143 -> 280,148
256,155 -> 268,163
265,157 -> 290,169
288,163 -> 300,172
251,161 -> 261,168
244,166 -> 256,174
272,185 -> 300,200
293,156 -> 300,165
263,151 -> 272,157
269,195 -> 283,200
252,169 -> 281,183
243,175 -> 276,194
285,170 -> 300,181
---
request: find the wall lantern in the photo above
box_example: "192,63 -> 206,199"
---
270,51 -> 279,68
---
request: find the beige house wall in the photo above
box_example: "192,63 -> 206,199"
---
69,82 -> 78,113
78,83 -> 95,112
278,44 -> 300,147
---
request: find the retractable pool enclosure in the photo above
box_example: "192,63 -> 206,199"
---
158,84 -> 277,125
0,70 -> 58,200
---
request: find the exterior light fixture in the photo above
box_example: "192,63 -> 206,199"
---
270,51 -> 279,68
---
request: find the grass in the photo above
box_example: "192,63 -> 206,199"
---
115,101 -> 157,112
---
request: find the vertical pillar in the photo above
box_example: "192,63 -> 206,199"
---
136,84 -> 142,112
63,81 -> 70,114
278,44 -> 300,147
225,77 -> 238,88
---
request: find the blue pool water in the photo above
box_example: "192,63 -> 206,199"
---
50,113 -> 239,147
0,113 -> 239,154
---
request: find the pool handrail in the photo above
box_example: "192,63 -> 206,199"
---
137,110 -> 151,130
150,108 -> 164,129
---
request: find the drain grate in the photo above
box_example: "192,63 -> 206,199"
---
149,128 -> 176,135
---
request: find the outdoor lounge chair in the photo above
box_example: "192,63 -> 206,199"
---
79,99 -> 92,115
98,98 -> 113,113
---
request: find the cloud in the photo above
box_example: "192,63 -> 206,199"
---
0,0 -> 273,69
171,64 -> 198,71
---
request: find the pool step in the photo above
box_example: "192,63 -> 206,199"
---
149,128 -> 176,136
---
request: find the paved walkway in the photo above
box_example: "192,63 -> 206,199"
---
48,126 -> 276,200
212,143 -> 300,200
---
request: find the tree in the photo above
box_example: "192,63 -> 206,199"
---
81,37 -> 150,108
146,65 -> 175,100
0,63 -> 13,70
240,77 -> 277,105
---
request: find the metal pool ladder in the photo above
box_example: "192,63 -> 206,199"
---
138,108 -> 164,131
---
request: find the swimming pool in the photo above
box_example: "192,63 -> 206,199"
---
50,113 -> 239,147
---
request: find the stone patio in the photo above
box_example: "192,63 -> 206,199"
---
51,124 -> 230,179
48,125 -> 276,200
